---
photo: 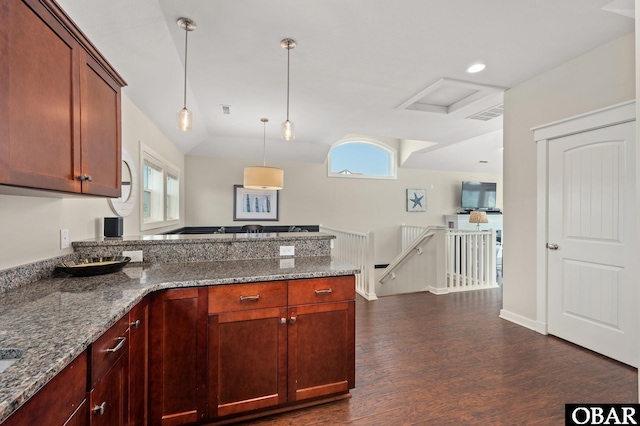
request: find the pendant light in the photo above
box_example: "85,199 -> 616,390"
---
281,38 -> 296,140
176,17 -> 196,131
244,118 -> 284,190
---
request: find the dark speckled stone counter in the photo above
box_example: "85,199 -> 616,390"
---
0,256 -> 358,424
72,232 -> 333,263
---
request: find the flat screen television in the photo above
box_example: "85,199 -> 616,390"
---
461,181 -> 497,210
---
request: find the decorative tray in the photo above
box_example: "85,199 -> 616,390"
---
56,256 -> 131,277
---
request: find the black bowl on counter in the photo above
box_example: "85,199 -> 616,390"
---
56,256 -> 131,277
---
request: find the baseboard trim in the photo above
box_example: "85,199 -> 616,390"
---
499,309 -> 538,332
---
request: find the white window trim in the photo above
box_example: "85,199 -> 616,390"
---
140,142 -> 180,231
327,138 -> 397,180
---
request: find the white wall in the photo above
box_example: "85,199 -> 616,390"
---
0,94 -> 185,271
502,33 -> 635,322
184,156 -> 502,264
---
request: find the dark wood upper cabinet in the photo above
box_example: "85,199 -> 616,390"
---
0,0 -> 125,196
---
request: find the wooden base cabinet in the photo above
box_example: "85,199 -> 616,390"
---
207,281 -> 289,418
2,350 -> 88,426
149,288 -> 209,426
89,313 -> 129,426
129,298 -> 149,426
206,276 -> 356,423
288,300 -> 355,402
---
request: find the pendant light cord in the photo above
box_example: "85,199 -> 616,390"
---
183,26 -> 189,109
262,120 -> 267,166
285,42 -> 290,121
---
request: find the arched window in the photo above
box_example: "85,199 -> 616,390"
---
328,139 -> 396,179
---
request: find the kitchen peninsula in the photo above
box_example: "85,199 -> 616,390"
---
0,232 -> 358,425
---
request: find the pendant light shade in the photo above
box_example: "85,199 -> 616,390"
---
281,38 -> 296,141
244,118 -> 284,190
177,107 -> 192,132
176,18 -> 196,132
243,166 -> 284,190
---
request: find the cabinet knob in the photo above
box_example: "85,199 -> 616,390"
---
93,401 -> 106,416
130,320 -> 141,328
290,317 -> 297,324
76,174 -> 93,182
280,318 -> 287,324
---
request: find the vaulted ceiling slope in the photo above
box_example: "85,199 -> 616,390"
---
57,0 -> 634,174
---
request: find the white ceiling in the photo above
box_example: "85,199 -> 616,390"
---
57,0 -> 634,174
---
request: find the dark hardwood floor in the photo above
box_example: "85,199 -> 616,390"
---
243,288 -> 637,425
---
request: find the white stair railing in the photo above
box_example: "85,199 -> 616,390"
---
445,229 -> 498,291
401,224 -> 429,250
379,227 -> 447,296
319,225 -> 377,300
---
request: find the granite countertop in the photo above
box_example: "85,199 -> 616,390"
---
0,256 -> 358,424
72,231 -> 334,246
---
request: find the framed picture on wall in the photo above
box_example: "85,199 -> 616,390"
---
233,185 -> 279,221
406,188 -> 426,212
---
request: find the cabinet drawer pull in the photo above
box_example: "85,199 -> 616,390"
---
130,320 -> 141,328
106,336 -> 126,353
240,295 -> 260,301
93,401 -> 106,416
314,288 -> 333,294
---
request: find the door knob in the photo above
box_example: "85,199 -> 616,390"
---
546,243 -> 559,250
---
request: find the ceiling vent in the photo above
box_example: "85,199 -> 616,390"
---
467,104 -> 504,121
396,78 -> 505,116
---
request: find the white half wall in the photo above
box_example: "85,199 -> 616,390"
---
0,94 -> 185,271
502,33 -> 635,323
184,156 -> 502,264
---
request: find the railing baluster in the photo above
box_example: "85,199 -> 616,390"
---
320,225 -> 377,300
444,229 -> 499,293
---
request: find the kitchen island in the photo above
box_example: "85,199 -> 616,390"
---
0,232 -> 358,425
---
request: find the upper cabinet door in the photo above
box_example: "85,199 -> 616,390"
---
1,0 -> 82,193
0,0 -> 125,196
80,51 -> 121,197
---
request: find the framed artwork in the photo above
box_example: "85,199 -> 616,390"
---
233,185 -> 279,221
406,188 -> 426,212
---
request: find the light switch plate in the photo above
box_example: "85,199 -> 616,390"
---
280,245 -> 295,256
280,258 -> 295,269
123,250 -> 143,262
60,229 -> 69,249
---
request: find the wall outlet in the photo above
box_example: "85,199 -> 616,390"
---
60,229 -> 69,249
123,250 -> 143,262
280,246 -> 295,256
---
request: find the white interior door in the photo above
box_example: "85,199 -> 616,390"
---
547,120 -> 637,367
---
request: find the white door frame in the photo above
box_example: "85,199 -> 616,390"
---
532,100 -> 636,335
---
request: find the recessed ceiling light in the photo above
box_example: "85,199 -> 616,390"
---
467,63 -> 486,74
